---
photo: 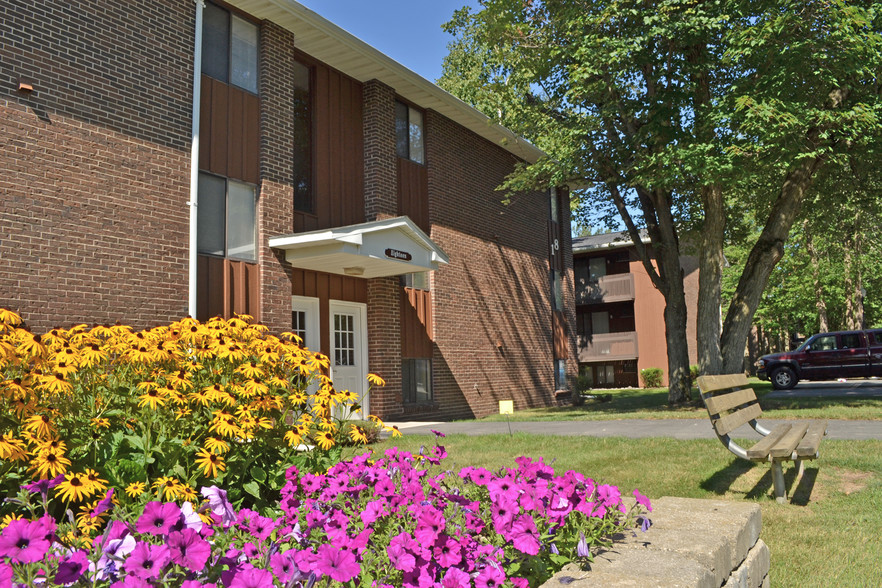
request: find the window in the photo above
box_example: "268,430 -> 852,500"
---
403,358 -> 432,403
554,359 -> 566,390
840,333 -> 863,349
810,335 -> 837,351
197,172 -> 257,261
402,272 -> 430,291
589,257 -> 606,280
202,3 -> 259,94
292,311 -> 307,343
591,311 -> 610,335
292,60 -> 313,213
334,313 -> 356,367
395,101 -> 425,163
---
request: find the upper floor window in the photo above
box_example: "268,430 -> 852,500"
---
395,101 -> 425,164
197,172 -> 257,262
202,3 -> 259,94
401,272 -> 430,291
292,60 -> 313,213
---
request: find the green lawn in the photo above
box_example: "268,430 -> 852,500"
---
471,379 -> 882,422
369,434 -> 882,587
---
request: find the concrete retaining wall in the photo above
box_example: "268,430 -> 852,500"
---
542,497 -> 770,587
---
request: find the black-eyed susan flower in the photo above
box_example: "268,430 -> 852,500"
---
77,343 -> 107,368
17,332 -> 47,359
235,361 -> 265,379
83,469 -> 108,494
203,437 -> 229,454
23,413 -> 56,439
152,477 -> 181,501
0,309 -> 23,326
36,372 -> 74,395
209,411 -> 241,438
194,448 -> 226,478
283,430 -> 302,447
56,472 -> 95,503
339,388 -> 359,403
314,430 -> 335,450
137,387 -> 167,410
168,369 -> 193,391
348,425 -> 369,445
178,484 -> 198,502
188,388 -> 211,407
367,373 -> 386,387
90,417 -> 110,430
125,481 -> 146,498
0,434 -> 28,462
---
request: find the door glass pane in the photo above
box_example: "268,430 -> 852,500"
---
197,173 -> 226,256
408,107 -> 424,163
589,257 -> 606,280
227,181 -> 255,261
334,313 -> 356,366
231,15 -> 258,93
591,311 -> 610,335
292,311 -> 306,344
202,3 -> 229,83
813,335 -> 837,351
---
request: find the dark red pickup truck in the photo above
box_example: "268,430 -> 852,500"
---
756,329 -> 882,389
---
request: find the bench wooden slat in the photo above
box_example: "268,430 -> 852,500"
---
747,423 -> 792,460
713,402 -> 763,436
796,420 -> 828,458
697,374 -> 750,394
769,422 -> 809,458
703,388 -> 758,416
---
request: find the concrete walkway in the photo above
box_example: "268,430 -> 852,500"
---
384,419 -> 882,441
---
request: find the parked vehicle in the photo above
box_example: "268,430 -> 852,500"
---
756,329 -> 882,389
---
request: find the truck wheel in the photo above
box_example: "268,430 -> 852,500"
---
771,366 -> 797,390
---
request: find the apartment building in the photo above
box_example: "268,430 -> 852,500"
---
0,0 -> 576,419
573,232 -> 697,387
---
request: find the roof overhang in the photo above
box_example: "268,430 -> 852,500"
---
268,216 -> 449,279
226,0 -> 545,164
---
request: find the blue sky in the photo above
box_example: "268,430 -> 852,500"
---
296,1 -> 480,83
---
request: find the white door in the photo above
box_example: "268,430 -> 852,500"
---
329,301 -> 368,419
291,297 -> 321,397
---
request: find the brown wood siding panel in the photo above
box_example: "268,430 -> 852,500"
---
397,158 -> 429,232
401,288 -> 433,358
209,79 -> 228,176
310,64 -> 364,230
553,310 -> 568,359
197,256 -> 259,322
227,88 -> 244,181
293,213 -> 320,233
242,92 -> 260,184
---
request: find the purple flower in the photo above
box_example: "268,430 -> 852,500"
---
441,567 -> 471,587
0,519 -> 50,563
200,486 -> 236,527
247,513 -> 277,542
54,549 -> 89,585
168,528 -> 211,571
135,501 -> 181,536
433,535 -> 462,568
228,565 -> 274,588
94,534 -> 136,581
430,429 -> 446,438
633,489 -> 652,512
475,562 -> 506,588
510,514 -> 541,555
315,544 -> 360,582
413,507 -> 445,545
638,516 -> 653,533
91,488 -> 115,518
123,542 -> 170,580
0,563 -> 12,588
387,533 -> 418,572
269,549 -> 301,583
22,474 -> 64,495
576,532 -> 591,558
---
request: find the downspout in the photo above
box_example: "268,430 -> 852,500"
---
187,0 -> 205,318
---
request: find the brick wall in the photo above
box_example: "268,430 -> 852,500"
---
424,110 -> 561,420
257,20 -> 296,333
362,80 -> 397,221
0,0 -> 193,331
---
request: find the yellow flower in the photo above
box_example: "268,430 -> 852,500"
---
0,434 -> 28,462
152,477 -> 182,501
36,372 -> 74,395
126,343 -> 156,364
314,430 -> 335,450
17,332 -> 48,359
29,446 -> 72,480
138,387 -> 167,409
339,388 -> 359,403
23,413 -> 56,439
367,373 -> 386,387
56,472 -> 95,503
235,361 -> 265,379
125,481 -> 146,498
195,448 -> 226,478
178,484 -> 198,502
348,425 -> 369,445
283,430 -> 302,447
188,388 -> 211,407
385,425 -> 403,438
0,309 -> 23,326
78,343 -> 107,368
204,437 -> 230,454
209,412 -> 242,438
83,469 -> 108,493
49,359 -> 78,377
90,417 -> 110,430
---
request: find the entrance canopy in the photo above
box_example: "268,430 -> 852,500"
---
269,216 -> 449,279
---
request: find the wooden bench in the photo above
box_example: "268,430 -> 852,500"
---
696,374 -> 827,503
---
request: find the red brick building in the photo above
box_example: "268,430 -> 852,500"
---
0,0 -> 576,420
573,232 -> 698,388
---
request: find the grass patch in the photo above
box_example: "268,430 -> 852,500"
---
369,435 -> 882,587
472,379 -> 882,422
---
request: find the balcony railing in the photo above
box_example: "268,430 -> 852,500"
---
576,273 -> 635,305
578,331 -> 639,362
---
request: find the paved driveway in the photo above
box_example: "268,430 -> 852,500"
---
765,378 -> 882,399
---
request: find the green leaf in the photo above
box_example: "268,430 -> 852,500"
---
243,481 -> 261,499
251,466 -> 267,483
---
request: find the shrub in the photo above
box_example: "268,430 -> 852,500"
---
639,367 -> 664,388
0,444 -> 651,587
0,308 -> 396,531
689,364 -> 701,387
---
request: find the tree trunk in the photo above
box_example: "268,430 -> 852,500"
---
697,183 -> 725,375
720,156 -> 824,373
844,212 -> 863,330
804,219 -> 828,332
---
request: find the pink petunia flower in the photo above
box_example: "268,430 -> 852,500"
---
135,502 -> 181,536
122,542 -> 170,580
0,519 -> 50,564
315,544 -> 360,582
167,528 -> 211,571
510,514 -> 541,555
228,565 -> 274,588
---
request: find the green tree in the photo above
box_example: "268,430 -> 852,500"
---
440,0 -> 882,399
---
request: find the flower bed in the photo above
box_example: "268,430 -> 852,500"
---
1,444 -> 649,587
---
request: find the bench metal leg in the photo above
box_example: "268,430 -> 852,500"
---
772,461 -> 787,504
796,459 -> 805,479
